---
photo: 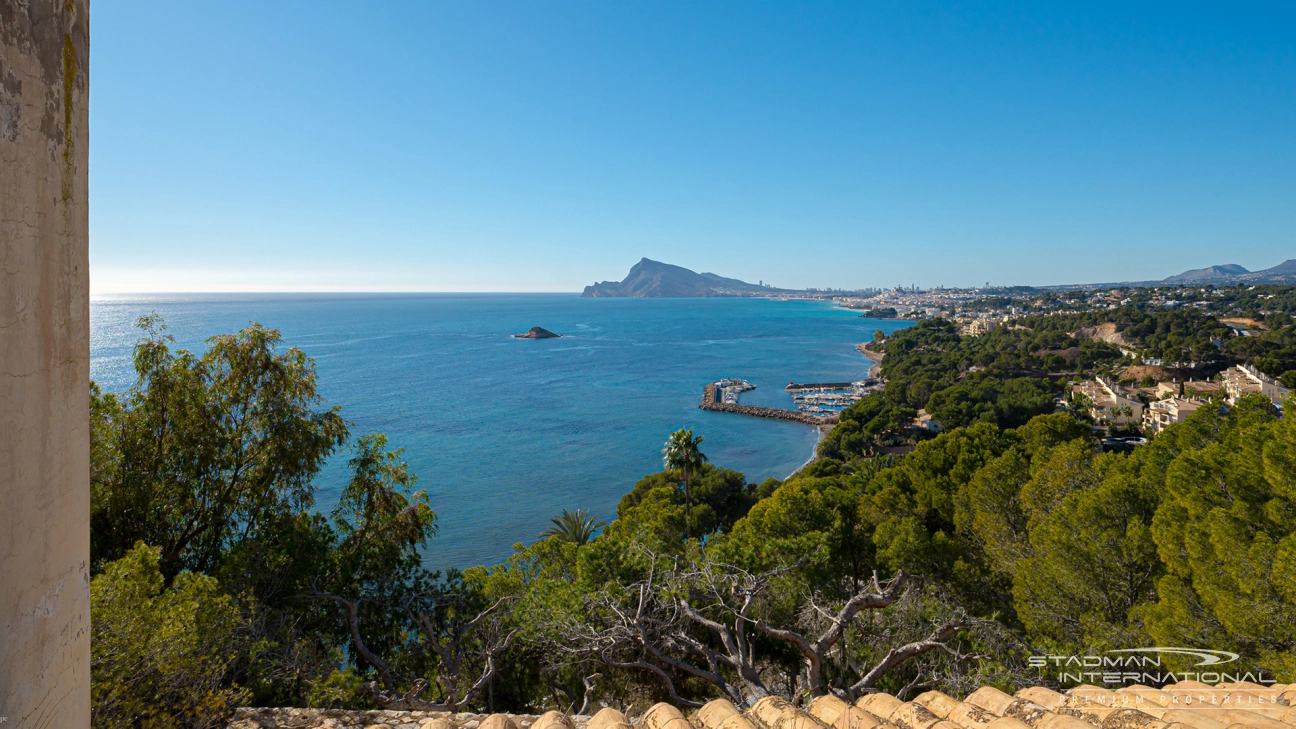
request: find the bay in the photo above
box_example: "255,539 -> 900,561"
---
90,293 -> 910,568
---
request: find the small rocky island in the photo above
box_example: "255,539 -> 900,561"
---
513,327 -> 562,339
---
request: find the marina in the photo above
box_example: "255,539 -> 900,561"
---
701,376 -> 882,424
703,341 -> 886,422
786,379 -> 881,415
700,381 -> 837,426
715,378 -> 756,404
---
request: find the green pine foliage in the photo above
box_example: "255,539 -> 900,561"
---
91,542 -> 250,728
87,313 -> 1296,725
1140,395 -> 1296,679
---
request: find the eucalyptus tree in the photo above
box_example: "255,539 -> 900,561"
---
663,428 -> 708,540
311,433 -> 437,695
90,316 -> 349,579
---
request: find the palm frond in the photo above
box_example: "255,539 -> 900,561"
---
540,508 -> 607,546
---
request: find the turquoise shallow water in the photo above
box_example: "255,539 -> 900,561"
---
90,294 -> 910,568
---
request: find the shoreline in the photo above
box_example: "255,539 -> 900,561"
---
857,341 -> 884,378
93,295 -> 873,569
699,383 -> 841,481
785,423 -> 833,480
771,341 -> 886,480
784,341 -> 881,480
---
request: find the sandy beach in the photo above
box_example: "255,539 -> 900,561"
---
857,342 -> 883,377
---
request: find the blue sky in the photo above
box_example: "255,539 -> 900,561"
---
90,1 -> 1296,292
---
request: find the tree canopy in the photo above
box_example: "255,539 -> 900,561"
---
87,316 -> 1296,726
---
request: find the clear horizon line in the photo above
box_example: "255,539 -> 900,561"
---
90,289 -> 589,296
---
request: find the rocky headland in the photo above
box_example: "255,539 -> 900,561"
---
582,258 -> 782,298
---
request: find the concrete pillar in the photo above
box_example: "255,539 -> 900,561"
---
0,0 -> 91,726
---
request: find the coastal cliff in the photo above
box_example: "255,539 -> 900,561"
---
582,258 -> 780,298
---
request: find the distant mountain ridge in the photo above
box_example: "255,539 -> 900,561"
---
1163,264 -> 1250,283
582,259 -> 782,297
1162,259 -> 1296,284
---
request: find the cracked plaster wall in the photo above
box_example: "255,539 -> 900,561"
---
0,0 -> 91,726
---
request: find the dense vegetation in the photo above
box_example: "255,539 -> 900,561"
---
820,319 -> 1119,459
88,314 -> 1296,727
958,284 -> 1296,383
1011,307 -> 1231,367
1227,325 -> 1296,388
969,283 -> 1296,320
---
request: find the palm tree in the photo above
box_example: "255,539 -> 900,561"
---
540,508 -> 606,546
662,428 -> 708,540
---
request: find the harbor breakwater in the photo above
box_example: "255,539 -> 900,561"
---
700,384 -> 838,426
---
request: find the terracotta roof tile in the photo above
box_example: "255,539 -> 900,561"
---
915,692 -> 964,719
807,695 -> 884,729
1160,709 -> 1230,729
223,687 -> 1296,729
642,703 -> 694,729
946,701 -> 999,729
749,696 -> 829,729
985,717 -> 1033,729
589,708 -> 631,729
697,699 -> 760,729
1036,713 -> 1096,729
482,714 -> 520,729
1057,705 -> 1113,727
1016,689 -> 1067,712
859,694 -> 908,722
966,688 -> 1020,717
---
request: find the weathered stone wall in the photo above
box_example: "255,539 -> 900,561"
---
0,0 -> 91,726
227,709 -> 596,729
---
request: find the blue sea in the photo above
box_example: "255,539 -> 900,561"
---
90,294 -> 910,568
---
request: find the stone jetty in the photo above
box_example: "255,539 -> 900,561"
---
700,384 -> 838,426
785,381 -> 855,391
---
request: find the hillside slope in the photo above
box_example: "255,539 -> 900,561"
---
1163,264 -> 1249,283
1161,259 -> 1296,284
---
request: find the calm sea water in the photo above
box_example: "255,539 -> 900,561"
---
90,294 -> 910,568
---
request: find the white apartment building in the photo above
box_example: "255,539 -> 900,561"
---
1073,377 -> 1144,427
1222,364 -> 1290,408
1143,397 -> 1203,434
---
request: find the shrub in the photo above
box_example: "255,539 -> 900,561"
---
91,542 -> 250,728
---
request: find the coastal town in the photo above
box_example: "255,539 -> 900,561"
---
701,278 -> 1295,445
12,1 -> 1296,725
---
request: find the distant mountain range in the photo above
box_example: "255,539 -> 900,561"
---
1161,259 -> 1296,284
582,257 -> 1296,297
581,258 -> 784,297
